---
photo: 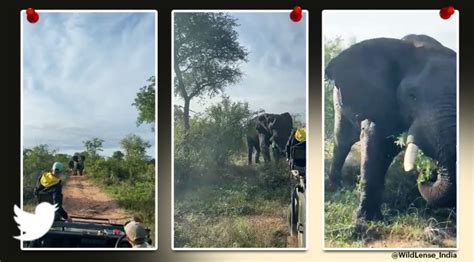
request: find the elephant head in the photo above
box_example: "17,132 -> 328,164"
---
326,36 -> 456,208
267,112 -> 294,160
397,48 -> 456,207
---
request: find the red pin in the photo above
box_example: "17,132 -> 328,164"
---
290,6 -> 302,22
26,8 -> 39,23
440,6 -> 455,20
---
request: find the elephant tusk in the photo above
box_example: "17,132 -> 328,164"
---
404,143 -> 419,172
333,85 -> 343,107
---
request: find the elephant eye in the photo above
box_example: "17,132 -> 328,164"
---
409,93 -> 417,101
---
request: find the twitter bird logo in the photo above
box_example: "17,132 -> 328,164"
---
14,202 -> 58,241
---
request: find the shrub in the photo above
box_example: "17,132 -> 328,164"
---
174,96 -> 252,183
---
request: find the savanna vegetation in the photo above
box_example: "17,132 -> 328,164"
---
174,97 -> 293,248
324,38 -> 456,248
173,13 -> 300,248
23,76 -> 156,236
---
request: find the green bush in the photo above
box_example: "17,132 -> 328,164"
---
86,151 -> 156,238
173,96 -> 295,248
175,96 -> 252,183
23,145 -> 67,205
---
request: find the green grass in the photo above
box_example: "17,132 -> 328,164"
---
324,142 -> 456,248
324,189 -> 455,248
85,158 -> 156,243
174,160 -> 291,248
88,177 -> 156,242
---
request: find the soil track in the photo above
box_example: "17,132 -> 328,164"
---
62,176 -> 131,224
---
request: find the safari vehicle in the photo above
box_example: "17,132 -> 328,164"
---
287,141 -> 306,248
24,216 -> 151,248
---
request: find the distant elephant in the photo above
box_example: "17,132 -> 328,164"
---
247,112 -> 293,165
325,35 -> 456,221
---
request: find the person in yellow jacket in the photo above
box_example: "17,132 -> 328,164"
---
34,162 -> 72,222
286,127 -> 306,160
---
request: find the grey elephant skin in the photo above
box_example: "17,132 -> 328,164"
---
325,35 -> 456,221
246,113 -> 293,164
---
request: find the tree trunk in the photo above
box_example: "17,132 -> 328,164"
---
182,98 -> 191,155
183,98 -> 190,132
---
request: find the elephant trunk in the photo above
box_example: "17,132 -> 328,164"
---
404,128 -> 456,207
418,165 -> 456,207
258,133 -> 271,162
418,134 -> 456,207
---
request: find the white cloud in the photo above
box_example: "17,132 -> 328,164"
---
323,10 -> 458,51
174,12 -> 307,121
23,12 -> 156,157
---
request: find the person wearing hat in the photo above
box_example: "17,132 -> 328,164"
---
124,221 -> 152,248
34,162 -> 72,222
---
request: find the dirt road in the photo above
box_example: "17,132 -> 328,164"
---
62,176 -> 131,224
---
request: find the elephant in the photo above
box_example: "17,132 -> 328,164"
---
325,35 -> 456,221
246,112 -> 293,165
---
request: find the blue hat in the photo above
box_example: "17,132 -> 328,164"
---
52,162 -> 65,174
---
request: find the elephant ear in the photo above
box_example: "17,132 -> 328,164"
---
324,38 -> 421,120
276,113 -> 293,128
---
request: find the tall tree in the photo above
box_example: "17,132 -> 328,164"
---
174,13 -> 249,132
133,76 -> 156,131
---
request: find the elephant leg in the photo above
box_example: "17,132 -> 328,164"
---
356,119 -> 400,221
262,148 -> 270,162
255,143 -> 261,164
247,144 -> 253,165
328,110 -> 358,190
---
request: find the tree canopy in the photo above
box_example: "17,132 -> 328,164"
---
133,76 -> 156,131
174,12 -> 249,131
83,138 -> 104,158
112,150 -> 125,161
120,134 -> 151,161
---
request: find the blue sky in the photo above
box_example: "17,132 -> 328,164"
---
23,12 -> 156,157
175,12 -> 307,123
323,10 -> 458,51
